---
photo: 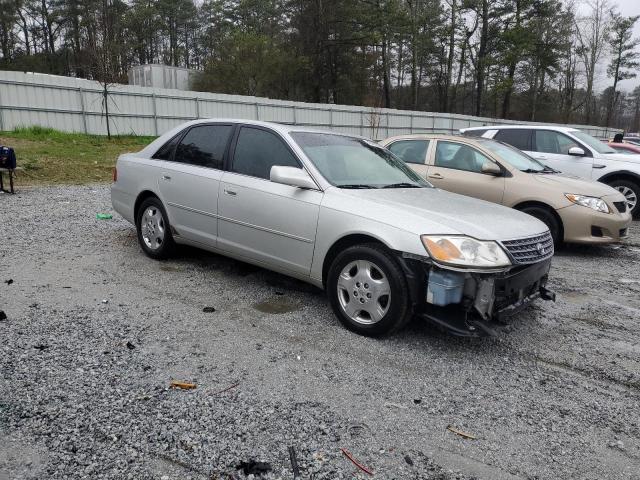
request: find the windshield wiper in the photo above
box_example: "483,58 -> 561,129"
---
521,168 -> 545,173
381,182 -> 422,189
337,184 -> 379,189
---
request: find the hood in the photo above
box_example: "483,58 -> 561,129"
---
530,173 -> 621,198
324,187 -> 548,241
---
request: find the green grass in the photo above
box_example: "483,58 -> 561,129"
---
0,126 -> 156,185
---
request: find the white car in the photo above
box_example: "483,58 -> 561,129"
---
112,119 -> 556,337
461,125 -> 640,217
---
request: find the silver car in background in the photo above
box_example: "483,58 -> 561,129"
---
112,120 -> 555,337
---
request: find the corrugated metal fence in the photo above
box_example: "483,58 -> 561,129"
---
0,70 -> 618,139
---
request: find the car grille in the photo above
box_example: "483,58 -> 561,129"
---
500,232 -> 554,265
613,201 -> 627,213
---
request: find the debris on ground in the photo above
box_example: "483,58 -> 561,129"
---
340,448 -> 373,476
413,398 -> 422,404
214,383 -> 239,395
126,341 -> 136,350
288,446 -> 301,478
236,459 -> 272,475
202,306 -> 216,313
447,425 -> 476,440
169,381 -> 197,390
96,213 -> 113,220
0,310 -> 7,321
4,279 -> 13,285
404,455 -> 414,466
33,344 -> 49,351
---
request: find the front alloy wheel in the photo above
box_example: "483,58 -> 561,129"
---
327,244 -> 412,336
337,260 -> 391,325
611,180 -> 639,217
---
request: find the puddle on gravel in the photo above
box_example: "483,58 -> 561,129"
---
253,297 -> 300,314
160,265 -> 185,272
560,290 -> 590,304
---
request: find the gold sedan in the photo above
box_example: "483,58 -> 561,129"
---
381,134 -> 632,245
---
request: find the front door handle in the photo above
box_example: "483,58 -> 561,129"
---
428,173 -> 444,179
162,174 -> 171,181
593,164 -> 606,169
224,189 -> 237,196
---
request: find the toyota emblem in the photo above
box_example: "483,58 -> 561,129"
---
536,242 -> 545,255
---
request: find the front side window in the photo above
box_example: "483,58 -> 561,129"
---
291,132 -> 429,188
232,127 -> 300,179
387,140 -> 430,164
571,130 -> 616,154
494,129 -> 532,151
434,141 -> 493,173
534,130 -> 580,155
175,125 -> 233,169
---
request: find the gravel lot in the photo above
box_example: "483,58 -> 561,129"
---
1,185 -> 639,479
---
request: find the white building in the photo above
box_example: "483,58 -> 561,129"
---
128,64 -> 197,91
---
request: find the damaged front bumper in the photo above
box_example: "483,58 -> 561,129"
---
400,255 -> 555,337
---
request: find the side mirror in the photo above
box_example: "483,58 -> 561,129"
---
568,146 -> 585,157
481,161 -> 502,176
270,165 -> 317,190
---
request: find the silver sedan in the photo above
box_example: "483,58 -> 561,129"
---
112,120 -> 555,337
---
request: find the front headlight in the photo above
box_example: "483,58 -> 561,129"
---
565,194 -> 610,213
421,235 -> 511,268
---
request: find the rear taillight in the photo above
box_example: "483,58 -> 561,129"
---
112,167 -> 118,182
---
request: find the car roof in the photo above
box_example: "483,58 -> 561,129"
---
183,118 -> 366,139
462,125 -> 580,133
383,133 -> 488,144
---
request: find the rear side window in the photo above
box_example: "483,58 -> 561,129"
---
494,129 -> 532,151
387,140 -> 429,164
174,125 -> 233,169
434,141 -> 492,173
152,133 -> 181,160
232,127 -> 300,179
534,130 -> 579,155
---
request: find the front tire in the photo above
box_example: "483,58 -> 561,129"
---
520,205 -> 562,246
606,179 -> 640,218
136,197 -> 176,259
327,244 -> 412,336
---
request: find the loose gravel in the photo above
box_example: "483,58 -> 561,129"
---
1,185 -> 639,479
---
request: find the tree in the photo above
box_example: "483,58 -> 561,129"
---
605,10 -> 640,127
575,0 -> 611,124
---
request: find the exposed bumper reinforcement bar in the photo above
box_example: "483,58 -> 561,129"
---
419,285 -> 556,337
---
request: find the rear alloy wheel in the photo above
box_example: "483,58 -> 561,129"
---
608,179 -> 639,218
521,206 -> 562,246
327,244 -> 412,336
136,197 -> 176,259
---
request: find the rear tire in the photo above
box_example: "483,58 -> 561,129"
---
606,179 -> 640,218
327,244 -> 412,336
136,197 -> 176,260
520,206 -> 562,246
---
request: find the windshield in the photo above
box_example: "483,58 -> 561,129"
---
476,139 -> 549,172
571,130 -> 617,154
291,132 -> 430,188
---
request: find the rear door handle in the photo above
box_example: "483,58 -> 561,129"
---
162,174 -> 171,181
428,173 -> 444,179
224,189 -> 237,196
